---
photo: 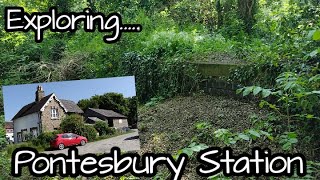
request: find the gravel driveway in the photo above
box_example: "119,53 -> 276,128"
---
44,129 -> 140,155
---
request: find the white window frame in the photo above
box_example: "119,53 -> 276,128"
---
21,130 -> 27,141
31,128 -> 38,138
51,107 -> 58,119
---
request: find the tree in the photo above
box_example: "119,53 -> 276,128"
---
127,97 -> 138,128
78,93 -> 130,116
98,93 -> 129,115
216,0 -> 223,28
60,114 -> 85,134
237,0 -> 258,33
94,121 -> 113,136
0,116 -> 6,150
82,125 -> 97,141
78,98 -> 99,110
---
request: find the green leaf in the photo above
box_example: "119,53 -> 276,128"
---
268,103 -> 277,110
229,139 -> 237,144
190,144 -> 209,152
308,30 -> 316,39
284,82 -> 293,91
287,132 -> 297,138
236,88 -> 243,94
306,114 -> 314,119
242,87 -> 253,96
259,100 -> 267,108
248,130 -> 261,138
313,30 -> 320,41
282,142 -> 291,150
182,148 -> 194,157
238,133 -> 250,141
267,135 -> 274,141
309,74 -> 320,82
260,130 -> 269,136
261,89 -> 271,98
289,138 -> 298,144
253,87 -> 262,96
309,49 -> 319,57
312,91 -> 320,94
188,142 -> 196,147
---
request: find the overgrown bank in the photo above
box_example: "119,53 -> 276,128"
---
138,94 -> 320,179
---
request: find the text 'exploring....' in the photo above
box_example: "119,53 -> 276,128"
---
5,7 -> 142,43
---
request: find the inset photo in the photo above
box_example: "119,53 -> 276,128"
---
2,76 -> 140,154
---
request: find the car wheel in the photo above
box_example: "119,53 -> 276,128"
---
58,143 -> 65,150
80,140 -> 86,146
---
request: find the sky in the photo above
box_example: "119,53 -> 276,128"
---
2,76 -> 136,121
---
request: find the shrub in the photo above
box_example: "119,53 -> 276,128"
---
60,114 -> 104,141
25,132 -> 34,141
0,152 -> 11,179
5,142 -> 31,156
94,121 -> 113,136
32,130 -> 61,147
60,114 -> 85,134
121,52 -> 201,102
81,125 -> 98,141
105,124 -> 115,135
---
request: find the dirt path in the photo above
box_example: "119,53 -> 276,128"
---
44,129 -> 140,155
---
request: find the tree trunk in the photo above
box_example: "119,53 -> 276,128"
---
237,0 -> 257,33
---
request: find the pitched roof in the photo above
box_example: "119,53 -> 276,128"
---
12,93 -> 53,120
60,99 -> 84,114
88,108 -> 127,119
87,117 -> 104,122
5,121 -> 13,129
12,94 -> 83,120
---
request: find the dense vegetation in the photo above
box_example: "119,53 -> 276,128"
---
0,0 -> 320,179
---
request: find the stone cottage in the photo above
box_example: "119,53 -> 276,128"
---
12,85 -> 83,143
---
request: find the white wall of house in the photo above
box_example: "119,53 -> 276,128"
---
6,131 -> 14,142
13,113 -> 40,143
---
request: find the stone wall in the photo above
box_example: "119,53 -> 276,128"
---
193,62 -> 242,97
113,119 -> 129,129
195,62 -> 237,77
201,78 -> 240,97
41,97 -> 66,132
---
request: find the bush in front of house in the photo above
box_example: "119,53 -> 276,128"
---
81,125 -> 97,141
31,130 -> 61,147
94,121 -> 114,136
60,114 -> 85,134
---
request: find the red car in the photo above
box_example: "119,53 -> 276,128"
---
50,133 -> 87,150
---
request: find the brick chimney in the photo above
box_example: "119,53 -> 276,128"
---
35,85 -> 45,102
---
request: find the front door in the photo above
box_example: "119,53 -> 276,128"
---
107,119 -> 114,127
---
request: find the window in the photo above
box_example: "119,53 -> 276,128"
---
119,119 -> 123,124
17,132 -> 22,142
62,134 -> 71,138
51,107 -> 59,119
21,129 -> 27,141
71,134 -> 78,138
30,128 -> 38,138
